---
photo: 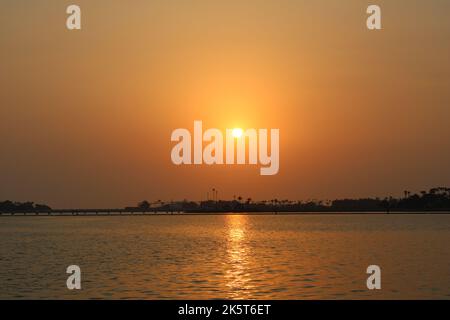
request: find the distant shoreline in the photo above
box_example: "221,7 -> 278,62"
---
1,210 -> 450,217
2,187 -> 449,215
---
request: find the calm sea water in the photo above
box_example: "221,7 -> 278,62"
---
0,214 -> 449,299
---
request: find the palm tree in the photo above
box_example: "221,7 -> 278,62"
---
404,190 -> 411,199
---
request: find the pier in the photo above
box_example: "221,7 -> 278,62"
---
0,209 -> 184,216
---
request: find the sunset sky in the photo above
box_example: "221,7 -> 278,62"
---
1,0 -> 450,208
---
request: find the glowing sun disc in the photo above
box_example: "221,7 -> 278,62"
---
232,128 -> 243,138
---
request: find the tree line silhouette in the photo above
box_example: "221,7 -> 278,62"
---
132,187 -> 450,213
0,201 -> 51,213
1,187 -> 449,214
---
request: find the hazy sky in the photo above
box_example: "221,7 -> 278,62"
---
1,0 -> 450,208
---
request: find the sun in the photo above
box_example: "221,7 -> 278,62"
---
232,128 -> 243,138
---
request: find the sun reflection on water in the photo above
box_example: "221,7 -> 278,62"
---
224,215 -> 254,299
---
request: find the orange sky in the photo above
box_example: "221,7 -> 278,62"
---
1,0 -> 450,207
